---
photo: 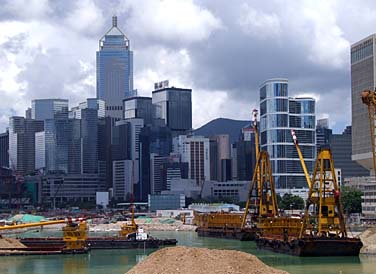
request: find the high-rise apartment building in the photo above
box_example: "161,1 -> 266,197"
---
9,117 -> 44,175
97,16 -> 134,119
173,135 -> 210,184
152,82 -> 192,136
260,78 -> 316,188
351,34 -> 376,171
209,135 -> 231,182
32,99 -> 69,121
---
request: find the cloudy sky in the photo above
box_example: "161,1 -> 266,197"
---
0,0 -> 374,133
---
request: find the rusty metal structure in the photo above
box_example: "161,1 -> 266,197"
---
361,89 -> 376,173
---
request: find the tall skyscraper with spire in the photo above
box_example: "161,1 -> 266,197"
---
97,16 -> 134,119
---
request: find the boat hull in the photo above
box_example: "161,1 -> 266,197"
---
255,236 -> 363,256
196,227 -> 256,241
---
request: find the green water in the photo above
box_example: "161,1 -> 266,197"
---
2,230 -> 376,274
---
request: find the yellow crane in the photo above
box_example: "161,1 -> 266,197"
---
361,89 -> 376,173
0,218 -> 88,252
241,109 -> 278,228
291,130 -> 346,238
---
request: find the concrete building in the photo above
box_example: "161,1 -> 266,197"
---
152,81 -> 192,136
351,34 -> 375,172
209,135 -> 231,182
260,78 -> 316,188
41,173 -> 106,205
32,99 -> 69,121
0,131 -> 9,168
173,135 -> 210,184
113,159 -> 138,201
97,16 -> 134,119
9,117 -> 44,175
344,176 -> 376,221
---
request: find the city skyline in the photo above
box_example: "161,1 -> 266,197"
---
0,1 -> 375,133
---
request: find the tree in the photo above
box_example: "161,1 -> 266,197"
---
279,193 -> 304,210
341,186 -> 362,214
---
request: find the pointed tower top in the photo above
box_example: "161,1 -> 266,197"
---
112,15 -> 117,27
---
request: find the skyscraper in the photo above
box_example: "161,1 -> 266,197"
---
351,35 -> 375,171
31,99 -> 69,121
152,81 -> 192,136
9,117 -> 44,175
123,97 -> 153,125
260,78 -> 316,188
97,16 -> 134,119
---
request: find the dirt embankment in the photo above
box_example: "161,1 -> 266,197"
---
126,246 -> 289,274
359,227 -> 376,254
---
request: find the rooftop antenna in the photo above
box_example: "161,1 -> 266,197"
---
112,15 -> 117,27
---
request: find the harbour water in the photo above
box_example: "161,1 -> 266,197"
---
2,230 -> 376,274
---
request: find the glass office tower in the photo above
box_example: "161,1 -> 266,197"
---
96,16 -> 134,119
260,78 -> 316,188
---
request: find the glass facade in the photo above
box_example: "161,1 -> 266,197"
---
96,17 -> 133,119
260,79 -> 316,188
32,99 -> 69,121
152,87 -> 192,135
123,97 -> 153,125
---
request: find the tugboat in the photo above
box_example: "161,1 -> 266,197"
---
255,130 -> 362,256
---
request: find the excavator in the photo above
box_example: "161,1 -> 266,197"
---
361,89 -> 376,173
0,218 -> 88,254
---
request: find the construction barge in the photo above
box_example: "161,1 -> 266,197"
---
254,131 -> 363,256
194,212 -> 256,241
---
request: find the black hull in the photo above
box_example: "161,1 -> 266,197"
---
256,236 -> 363,256
196,227 -> 256,241
20,237 -> 177,250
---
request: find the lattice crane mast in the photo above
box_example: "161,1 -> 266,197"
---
291,130 -> 346,238
241,109 -> 278,228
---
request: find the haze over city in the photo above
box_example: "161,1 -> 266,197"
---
1,0 -> 375,132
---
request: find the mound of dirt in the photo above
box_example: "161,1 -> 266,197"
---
126,246 -> 288,274
360,227 -> 376,254
0,238 -> 26,248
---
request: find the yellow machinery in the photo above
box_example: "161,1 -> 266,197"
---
291,130 -> 346,238
241,109 -> 278,228
119,206 -> 138,237
361,89 -> 376,173
0,218 -> 88,251
194,211 -> 243,229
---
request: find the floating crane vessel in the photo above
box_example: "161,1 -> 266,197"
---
255,130 -> 363,256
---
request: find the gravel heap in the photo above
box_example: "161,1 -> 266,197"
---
360,227 -> 376,254
0,238 -> 26,248
126,246 -> 289,274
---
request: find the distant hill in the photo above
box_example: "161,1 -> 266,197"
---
194,118 -> 250,144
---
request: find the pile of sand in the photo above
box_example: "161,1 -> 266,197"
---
359,227 -> 376,254
126,246 -> 288,274
0,238 -> 26,248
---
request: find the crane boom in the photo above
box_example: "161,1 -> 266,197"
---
291,130 -> 312,189
361,89 -> 376,174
